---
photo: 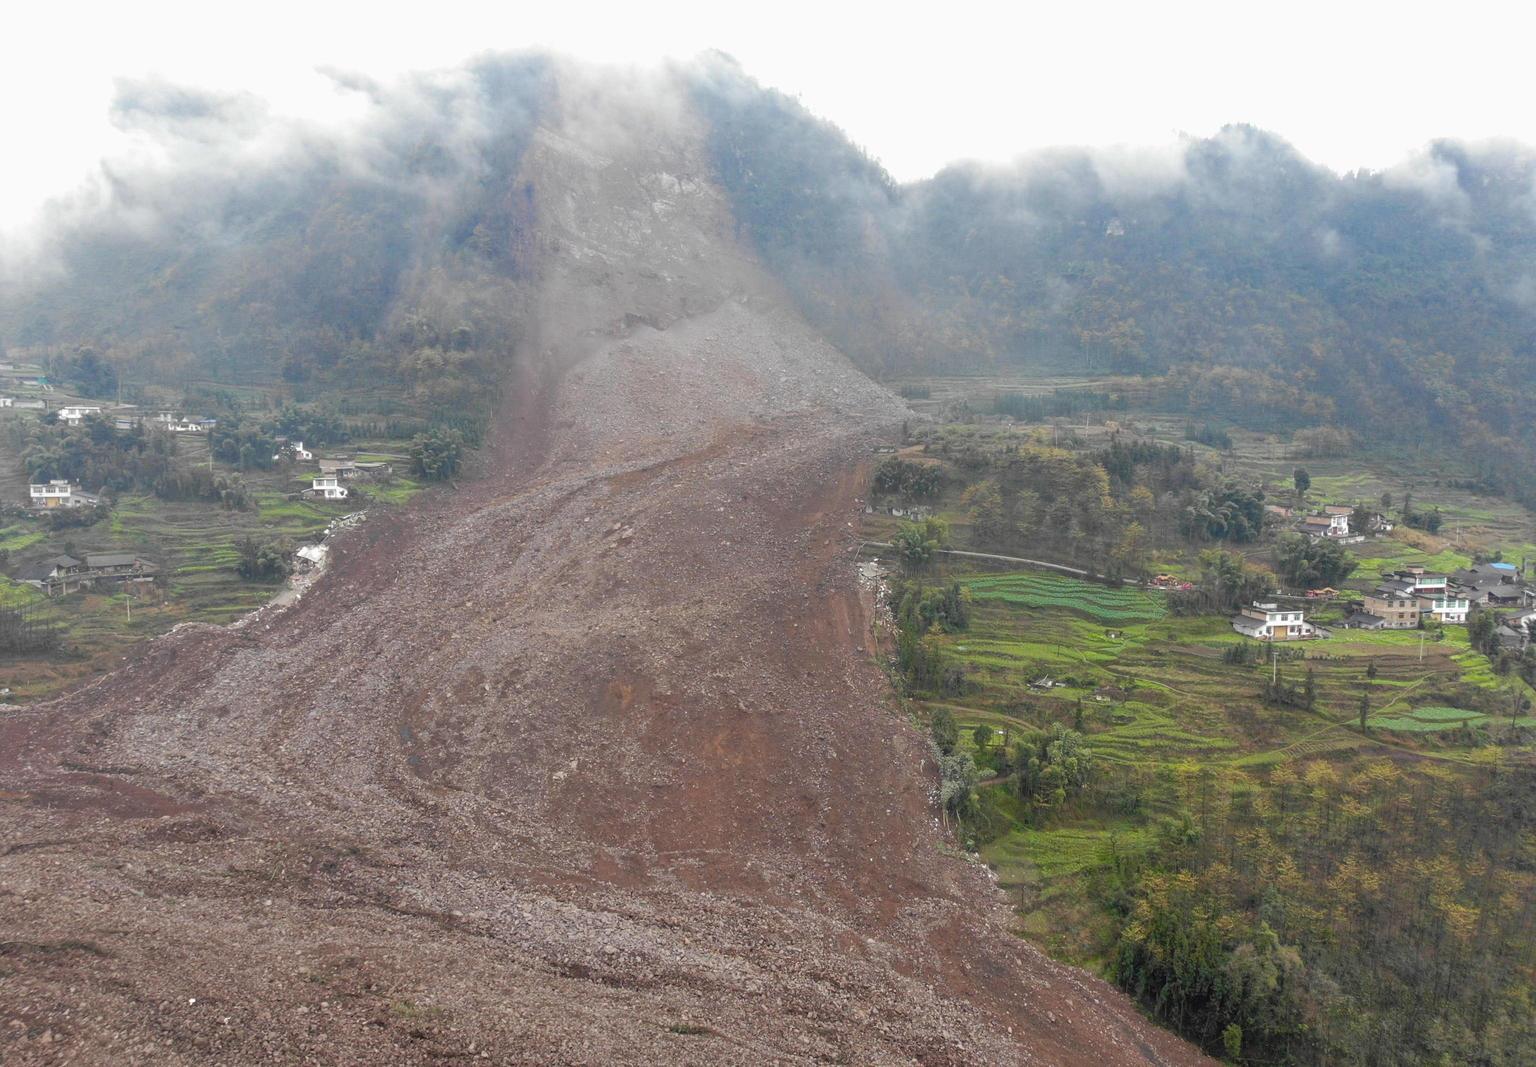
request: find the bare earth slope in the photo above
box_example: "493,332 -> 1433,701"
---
1,66 -> 1209,1066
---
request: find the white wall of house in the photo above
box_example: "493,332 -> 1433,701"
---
1233,604 -> 1317,639
1426,598 -> 1469,624
28,480 -> 87,507
311,476 -> 348,500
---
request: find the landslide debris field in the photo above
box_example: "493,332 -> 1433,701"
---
0,69 -> 1207,1066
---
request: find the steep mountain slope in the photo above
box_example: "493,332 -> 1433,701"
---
692,61 -> 1536,498
0,64 -> 1207,1065
2,55 -> 551,386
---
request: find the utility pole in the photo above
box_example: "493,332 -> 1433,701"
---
1272,642 -> 1279,684
1419,631 -> 1425,663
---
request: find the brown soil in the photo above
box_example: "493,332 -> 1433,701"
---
0,63 -> 1209,1066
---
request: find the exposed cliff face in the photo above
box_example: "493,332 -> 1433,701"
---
0,64 -> 1208,1066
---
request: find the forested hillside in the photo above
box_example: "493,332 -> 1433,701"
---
691,58 -> 1536,502
1,55 -> 551,417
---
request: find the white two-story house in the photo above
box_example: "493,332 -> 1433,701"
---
307,475 -> 348,501
57,405 -> 104,425
28,480 -> 99,509
1231,601 -> 1320,640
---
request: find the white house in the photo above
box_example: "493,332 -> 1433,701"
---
1424,595 -> 1470,624
1298,511 -> 1351,540
1384,570 -> 1468,624
308,475 -> 348,501
28,480 -> 99,509
1400,569 -> 1449,597
273,440 -> 314,463
57,405 -> 103,425
1231,601 -> 1320,640
0,397 -> 13,408
154,413 -> 216,433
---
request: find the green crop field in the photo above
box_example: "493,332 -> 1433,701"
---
964,572 -> 1166,623
1372,704 -> 1535,733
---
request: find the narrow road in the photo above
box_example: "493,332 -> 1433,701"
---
859,542 -> 1128,582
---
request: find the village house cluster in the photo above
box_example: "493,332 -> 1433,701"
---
290,452 -> 392,501
46,404 -> 218,431
1265,503 -> 1392,544
1231,563 -> 1534,644
1345,567 -> 1471,629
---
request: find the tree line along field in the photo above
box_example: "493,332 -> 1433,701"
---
866,373 -> 1536,1062
873,373 -> 1536,588
0,394 -> 429,702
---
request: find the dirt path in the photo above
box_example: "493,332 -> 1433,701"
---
0,65 -> 1208,1066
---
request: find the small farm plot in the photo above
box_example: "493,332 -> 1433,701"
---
1373,705 -> 1536,733
963,572 -> 1166,624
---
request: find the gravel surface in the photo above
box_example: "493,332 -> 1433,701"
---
0,62 -> 1209,1067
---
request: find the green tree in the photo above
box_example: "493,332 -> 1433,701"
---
891,517 -> 948,570
1110,521 -> 1151,580
872,457 -> 941,498
972,724 -> 993,749
962,480 -> 1008,544
1292,466 -> 1311,497
1275,534 -> 1356,588
930,707 -> 959,755
937,750 -> 979,819
409,427 -> 465,481
1351,503 -> 1372,536
235,536 -> 291,581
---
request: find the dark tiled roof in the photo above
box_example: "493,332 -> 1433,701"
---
85,553 -> 144,569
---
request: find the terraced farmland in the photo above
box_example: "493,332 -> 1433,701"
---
1373,704 -> 1536,733
908,561 -> 1536,976
964,572 -> 1166,623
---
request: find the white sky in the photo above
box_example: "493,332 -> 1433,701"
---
4,0 -> 1535,230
